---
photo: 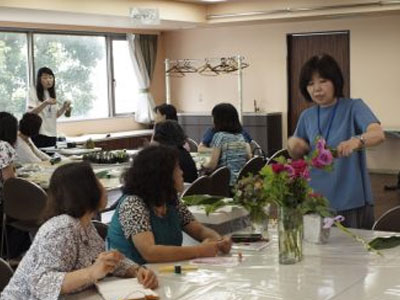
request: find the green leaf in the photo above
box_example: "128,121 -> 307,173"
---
182,194 -> 225,206
368,236 -> 400,250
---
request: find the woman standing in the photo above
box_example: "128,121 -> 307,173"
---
287,54 -> 385,229
28,67 -> 71,148
202,103 -> 251,186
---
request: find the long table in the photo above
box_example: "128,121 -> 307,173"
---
68,227 -> 400,300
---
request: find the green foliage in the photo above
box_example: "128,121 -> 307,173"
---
368,236 -> 400,250
181,195 -> 228,216
0,32 -> 104,118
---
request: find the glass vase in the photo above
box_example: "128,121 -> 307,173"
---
248,205 -> 269,238
278,206 -> 303,264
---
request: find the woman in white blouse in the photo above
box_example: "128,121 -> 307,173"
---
28,67 -> 71,148
15,113 -> 50,164
1,162 -> 158,299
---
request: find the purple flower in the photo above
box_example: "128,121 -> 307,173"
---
316,138 -> 326,151
284,164 -> 295,178
312,149 -> 333,169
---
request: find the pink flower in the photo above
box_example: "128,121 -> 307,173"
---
316,138 -> 326,151
271,163 -> 285,173
290,159 -> 309,178
284,164 -> 295,178
312,149 -> 333,169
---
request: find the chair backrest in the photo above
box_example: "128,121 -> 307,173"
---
372,206 -> 400,232
209,166 -> 231,197
181,175 -> 211,198
250,140 -> 265,158
92,220 -> 109,240
3,178 -> 48,222
237,156 -> 265,182
0,257 -> 13,292
186,138 -> 199,152
266,148 -> 290,165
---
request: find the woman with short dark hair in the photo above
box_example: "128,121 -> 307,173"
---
15,113 -> 50,163
153,120 -> 198,183
1,162 -> 158,299
153,103 -> 178,123
107,145 -> 231,264
288,54 -> 385,229
202,103 -> 251,185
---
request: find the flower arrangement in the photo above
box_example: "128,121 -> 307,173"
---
234,137 -> 382,260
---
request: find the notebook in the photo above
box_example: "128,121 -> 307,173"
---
95,277 -> 159,300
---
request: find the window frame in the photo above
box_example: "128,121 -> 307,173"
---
0,27 -> 137,121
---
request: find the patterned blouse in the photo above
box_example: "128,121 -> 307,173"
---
0,214 -> 137,300
119,195 -> 195,239
0,140 -> 16,204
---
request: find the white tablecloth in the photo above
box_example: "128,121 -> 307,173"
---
68,227 -> 400,300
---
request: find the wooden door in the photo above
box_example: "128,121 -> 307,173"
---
287,31 -> 350,136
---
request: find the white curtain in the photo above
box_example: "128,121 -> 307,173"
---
127,34 -> 155,124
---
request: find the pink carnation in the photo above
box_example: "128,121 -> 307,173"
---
312,149 -> 333,169
284,164 -> 295,178
271,163 -> 285,173
290,159 -> 309,178
316,138 -> 326,151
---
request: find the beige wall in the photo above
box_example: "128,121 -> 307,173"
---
163,13 -> 400,173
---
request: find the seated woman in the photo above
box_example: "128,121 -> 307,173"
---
153,120 -> 198,183
107,145 -> 231,264
202,103 -> 252,185
153,103 -> 178,123
1,162 -> 157,299
15,112 -> 51,163
0,111 -> 31,258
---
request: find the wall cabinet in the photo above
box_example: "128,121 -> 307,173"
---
178,112 -> 282,157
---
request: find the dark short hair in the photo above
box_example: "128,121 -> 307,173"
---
299,54 -> 344,102
36,67 -> 56,102
45,162 -> 101,219
19,113 -> 42,137
122,145 -> 179,207
154,104 -> 178,121
212,103 -> 242,134
0,112 -> 18,146
153,120 -> 186,147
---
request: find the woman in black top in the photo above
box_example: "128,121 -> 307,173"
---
153,120 -> 198,183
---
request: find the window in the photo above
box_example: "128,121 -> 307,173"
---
0,32 -> 28,119
112,39 -> 139,115
0,30 -> 145,120
34,33 -> 108,119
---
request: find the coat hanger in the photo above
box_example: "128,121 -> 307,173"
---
198,59 -> 219,76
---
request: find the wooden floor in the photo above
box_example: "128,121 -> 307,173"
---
370,173 -> 400,220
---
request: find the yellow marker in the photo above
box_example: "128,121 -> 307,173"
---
158,265 -> 198,273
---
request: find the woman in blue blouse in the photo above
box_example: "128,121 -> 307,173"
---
287,54 -> 385,229
107,145 -> 231,264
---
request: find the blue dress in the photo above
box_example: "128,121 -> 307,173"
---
294,98 -> 379,212
107,195 -> 194,264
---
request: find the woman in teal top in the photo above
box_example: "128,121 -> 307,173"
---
288,54 -> 385,229
107,145 -> 232,264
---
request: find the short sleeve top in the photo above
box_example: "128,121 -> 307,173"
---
0,140 -> 16,191
27,86 -> 58,137
118,195 -> 194,239
1,214 -> 137,300
210,131 -> 249,185
294,98 -> 380,211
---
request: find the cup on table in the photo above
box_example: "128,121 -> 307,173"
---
64,102 -> 73,117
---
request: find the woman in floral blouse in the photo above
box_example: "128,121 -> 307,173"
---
1,162 -> 158,300
0,112 -> 18,189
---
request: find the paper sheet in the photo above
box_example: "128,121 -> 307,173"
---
96,277 -> 158,300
